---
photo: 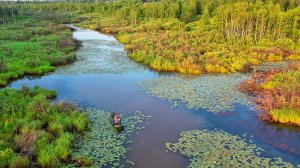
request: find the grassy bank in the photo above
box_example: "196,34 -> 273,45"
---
0,86 -> 90,167
239,63 -> 300,126
0,13 -> 79,87
0,7 -> 93,167
113,20 -> 296,75
3,1 -> 300,76
72,1 -> 300,75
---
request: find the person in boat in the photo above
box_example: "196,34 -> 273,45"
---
113,112 -> 121,125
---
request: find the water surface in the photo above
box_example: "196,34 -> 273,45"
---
8,26 -> 300,167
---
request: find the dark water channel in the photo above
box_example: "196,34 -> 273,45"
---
7,26 -> 300,167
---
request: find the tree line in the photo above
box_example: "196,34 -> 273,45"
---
1,0 -> 299,43
0,5 -> 19,24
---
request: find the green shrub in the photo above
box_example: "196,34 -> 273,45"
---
0,15 -> 77,87
35,131 -> 52,153
0,148 -> 14,168
38,133 -> 73,167
28,95 -> 51,116
47,53 -> 76,66
53,133 -> 73,161
25,58 -> 42,68
48,121 -> 64,135
37,145 -> 60,168
54,101 -> 77,113
0,82 -> 90,167
21,85 -> 31,96
0,79 -> 7,86
275,38 -> 295,49
9,155 -> 30,168
0,60 -> 7,72
73,113 -> 90,133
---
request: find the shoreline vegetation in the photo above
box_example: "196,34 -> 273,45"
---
0,0 -> 299,167
0,6 -> 152,168
0,86 -> 151,168
75,1 -> 300,75
0,5 -> 95,168
0,86 -> 91,167
0,10 -> 82,87
239,62 -> 300,126
2,1 -> 299,77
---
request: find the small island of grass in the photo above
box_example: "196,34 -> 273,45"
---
0,86 -> 90,167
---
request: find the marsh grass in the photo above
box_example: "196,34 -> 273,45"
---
0,14 -> 77,87
270,108 -> 300,126
0,60 -> 7,72
37,145 -> 60,168
80,18 -> 298,75
47,53 -> 76,66
8,155 -> 30,168
240,63 -> 300,126
0,86 -> 90,167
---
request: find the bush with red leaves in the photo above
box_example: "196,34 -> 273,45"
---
239,63 -> 300,122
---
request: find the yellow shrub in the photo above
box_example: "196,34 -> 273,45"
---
178,68 -> 187,74
231,62 -> 243,71
270,108 -> 300,126
219,66 -> 229,73
248,58 -> 260,65
205,64 -> 216,73
178,67 -> 201,75
188,68 -> 201,75
116,33 -> 131,44
261,81 -> 277,89
288,55 -> 300,60
267,54 -> 283,62
89,24 -> 97,30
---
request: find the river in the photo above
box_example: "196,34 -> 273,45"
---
7,26 -> 300,167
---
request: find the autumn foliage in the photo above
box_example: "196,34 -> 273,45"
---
239,63 -> 300,125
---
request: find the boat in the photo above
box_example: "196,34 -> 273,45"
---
111,112 -> 124,132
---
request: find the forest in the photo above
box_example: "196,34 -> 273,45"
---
2,0 -> 299,74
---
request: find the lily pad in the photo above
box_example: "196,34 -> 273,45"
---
166,129 -> 295,168
140,73 -> 253,113
55,28 -> 143,75
70,109 -> 150,167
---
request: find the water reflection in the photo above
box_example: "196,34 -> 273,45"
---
7,26 -> 300,167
